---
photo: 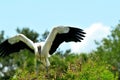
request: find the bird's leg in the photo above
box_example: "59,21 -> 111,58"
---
46,66 -> 48,74
45,58 -> 49,73
45,59 -> 49,78
35,58 -> 39,76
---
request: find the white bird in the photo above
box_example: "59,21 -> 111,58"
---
0,26 -> 86,73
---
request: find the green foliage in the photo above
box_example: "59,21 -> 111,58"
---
40,30 -> 49,41
95,23 -> 120,62
94,22 -> 120,79
11,54 -> 115,80
0,30 -> 4,43
16,27 -> 39,42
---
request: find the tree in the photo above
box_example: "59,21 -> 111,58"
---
0,31 -> 4,43
16,27 -> 39,42
40,30 -> 49,41
95,23 -> 120,64
94,23 -> 120,79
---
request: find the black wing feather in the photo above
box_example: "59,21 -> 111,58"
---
0,40 -> 34,57
49,27 -> 86,55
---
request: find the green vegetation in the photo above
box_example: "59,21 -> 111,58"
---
0,23 -> 120,80
10,53 -> 115,80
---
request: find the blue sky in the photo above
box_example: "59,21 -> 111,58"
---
0,0 -> 120,53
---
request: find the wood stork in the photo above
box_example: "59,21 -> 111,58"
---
0,26 -> 86,73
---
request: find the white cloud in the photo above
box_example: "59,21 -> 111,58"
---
70,23 -> 111,53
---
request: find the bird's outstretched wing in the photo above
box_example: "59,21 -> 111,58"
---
0,34 -> 34,57
43,26 -> 86,55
